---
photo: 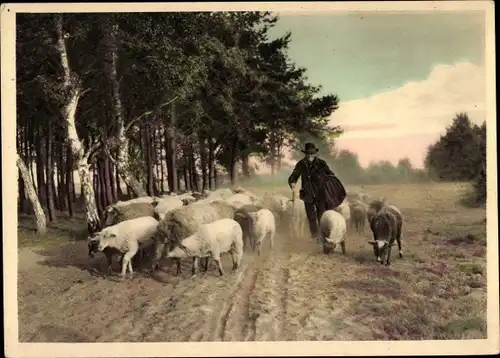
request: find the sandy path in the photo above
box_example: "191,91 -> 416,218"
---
17,227 -> 362,343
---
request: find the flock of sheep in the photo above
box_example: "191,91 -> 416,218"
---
87,186 -> 404,281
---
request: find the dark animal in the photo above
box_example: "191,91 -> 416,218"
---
368,205 -> 403,266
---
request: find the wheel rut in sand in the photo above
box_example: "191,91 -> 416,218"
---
203,258 -> 260,342
218,267 -> 260,342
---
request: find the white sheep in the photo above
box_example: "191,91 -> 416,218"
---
334,200 -> 351,224
349,200 -> 368,233
94,216 -> 159,279
153,197 -> 184,221
114,196 -> 158,207
226,193 -> 254,207
206,188 -> 234,201
232,188 -> 262,204
286,199 -> 309,236
177,193 -> 197,203
258,194 -> 290,219
228,200 -> 247,210
152,200 -> 236,274
246,208 -> 276,256
319,210 -> 347,255
166,218 -> 244,277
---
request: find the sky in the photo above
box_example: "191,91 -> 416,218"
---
256,11 -> 486,170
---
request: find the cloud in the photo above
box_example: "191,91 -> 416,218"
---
331,61 -> 486,167
252,61 -> 486,174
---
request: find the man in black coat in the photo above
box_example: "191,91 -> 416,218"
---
288,142 -> 342,242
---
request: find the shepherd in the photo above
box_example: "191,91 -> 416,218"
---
288,142 -> 347,243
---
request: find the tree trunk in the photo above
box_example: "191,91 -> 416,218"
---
94,166 -> 104,219
241,153 -> 251,178
229,137 -> 238,186
101,158 -> 113,208
176,169 -> 182,193
160,130 -> 165,193
45,125 -> 57,222
65,145 -> 76,217
199,134 -> 208,191
108,158 -> 117,203
214,166 -> 218,189
18,168 -> 26,213
183,163 -> 189,192
35,135 -> 47,213
153,128 -> 161,195
115,150 -> 123,198
103,21 -> 147,198
144,125 -> 155,196
269,130 -> 276,175
208,138 -> 215,190
189,143 -> 199,192
55,14 -> 100,233
165,136 -> 173,192
57,142 -> 67,212
166,103 -> 179,193
17,133 -> 27,213
17,155 -> 47,235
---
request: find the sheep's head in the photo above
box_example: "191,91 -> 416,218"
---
167,238 -> 194,259
247,211 -> 258,223
87,234 -> 100,258
368,239 -> 395,263
369,198 -> 387,213
97,231 -> 116,251
103,206 -> 118,227
232,186 -> 245,194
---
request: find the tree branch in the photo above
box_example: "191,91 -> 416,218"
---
124,95 -> 179,133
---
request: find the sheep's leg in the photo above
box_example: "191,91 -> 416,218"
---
120,256 -> 128,280
385,245 -> 393,266
191,257 -> 198,278
127,260 -> 134,278
203,257 -> 210,272
341,241 -> 346,255
122,243 -> 138,280
215,259 -> 225,276
230,251 -> 239,271
104,250 -> 113,276
397,224 -> 403,258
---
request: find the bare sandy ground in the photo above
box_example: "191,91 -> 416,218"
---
17,183 -> 487,342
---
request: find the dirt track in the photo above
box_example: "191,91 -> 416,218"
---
18,227 -> 367,342
17,183 -> 487,342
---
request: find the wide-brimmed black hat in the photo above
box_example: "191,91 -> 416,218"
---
301,142 -> 319,155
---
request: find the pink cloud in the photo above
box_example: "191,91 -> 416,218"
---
342,123 -> 396,132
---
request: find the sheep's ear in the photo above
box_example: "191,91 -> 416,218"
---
107,206 -> 116,213
367,240 -> 376,245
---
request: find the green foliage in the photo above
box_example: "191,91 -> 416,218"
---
17,12 -> 341,180
424,113 -> 486,205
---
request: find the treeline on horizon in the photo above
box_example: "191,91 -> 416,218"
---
15,12 -> 486,235
248,112 -> 487,207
